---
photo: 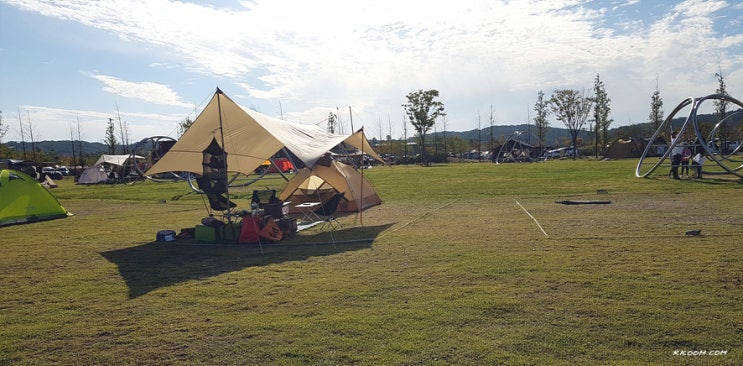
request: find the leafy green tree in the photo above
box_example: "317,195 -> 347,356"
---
549,89 -> 594,159
533,91 -> 550,147
178,117 -> 194,137
402,89 -> 445,165
592,74 -> 612,157
104,118 -> 118,154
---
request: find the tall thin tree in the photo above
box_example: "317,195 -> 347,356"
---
488,105 -> 496,155
76,115 -> 84,166
25,112 -> 37,161
533,91 -> 550,147
104,118 -> 118,155
441,115 -> 448,157
327,112 -> 337,134
115,104 -> 130,154
17,109 -> 27,159
592,74 -> 612,158
649,78 -> 664,133
714,69 -> 730,151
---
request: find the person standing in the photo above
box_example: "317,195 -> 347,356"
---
668,131 -> 684,180
692,150 -> 705,179
681,145 -> 692,177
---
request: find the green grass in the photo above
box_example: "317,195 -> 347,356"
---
2,159 -> 742,365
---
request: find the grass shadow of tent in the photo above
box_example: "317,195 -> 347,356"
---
101,223 -> 394,299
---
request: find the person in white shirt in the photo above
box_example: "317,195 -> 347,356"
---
668,131 -> 684,180
691,148 -> 706,179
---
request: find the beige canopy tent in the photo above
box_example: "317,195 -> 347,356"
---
279,160 -> 382,213
145,89 -> 381,177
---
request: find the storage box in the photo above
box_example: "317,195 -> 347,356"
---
277,217 -> 297,236
217,222 -> 242,242
195,225 -> 217,242
196,222 -> 243,242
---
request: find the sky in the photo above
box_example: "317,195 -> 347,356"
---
1,0 -> 742,144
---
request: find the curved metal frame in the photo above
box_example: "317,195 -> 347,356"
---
129,136 -> 185,183
495,131 -> 545,164
706,110 -> 743,162
636,94 -> 743,178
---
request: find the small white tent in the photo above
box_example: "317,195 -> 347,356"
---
78,154 -> 144,184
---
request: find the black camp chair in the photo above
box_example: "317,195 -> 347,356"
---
312,192 -> 345,231
252,189 -> 289,219
251,189 -> 279,208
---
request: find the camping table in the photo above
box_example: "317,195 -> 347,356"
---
295,202 -> 321,223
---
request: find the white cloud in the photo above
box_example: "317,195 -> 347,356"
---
86,73 -> 194,108
3,0 -> 742,141
13,104 -> 186,142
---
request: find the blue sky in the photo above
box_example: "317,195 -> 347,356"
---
1,0 -> 742,143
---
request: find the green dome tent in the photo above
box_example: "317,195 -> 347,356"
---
0,169 -> 70,227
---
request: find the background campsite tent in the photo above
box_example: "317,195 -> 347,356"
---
279,160 -> 382,213
0,169 -> 69,227
603,137 -> 648,159
78,154 -> 144,184
264,157 -> 295,173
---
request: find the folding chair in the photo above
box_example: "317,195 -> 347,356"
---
312,192 -> 345,231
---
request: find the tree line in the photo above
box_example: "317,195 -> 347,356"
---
398,71 -> 738,163
1,71 -> 738,166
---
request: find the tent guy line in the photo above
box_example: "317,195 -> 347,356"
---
515,200 -> 549,238
376,200 -> 456,240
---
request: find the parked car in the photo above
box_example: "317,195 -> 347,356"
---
543,149 -> 562,158
41,167 -> 63,180
56,166 -> 71,176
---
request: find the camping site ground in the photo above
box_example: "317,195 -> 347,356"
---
1,158 -> 741,365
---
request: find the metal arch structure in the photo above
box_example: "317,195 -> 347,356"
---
129,136 -> 295,194
636,94 -> 743,178
129,136 -> 186,182
495,131 -> 545,164
706,110 -> 743,161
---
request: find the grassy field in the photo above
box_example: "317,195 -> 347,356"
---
2,159 -> 742,365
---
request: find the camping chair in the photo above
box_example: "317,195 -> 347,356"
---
252,189 -> 289,219
251,189 -> 279,208
312,192 -> 345,231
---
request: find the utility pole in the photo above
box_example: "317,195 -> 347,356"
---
349,106 -> 354,132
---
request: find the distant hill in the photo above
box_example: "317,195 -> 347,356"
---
3,140 -> 110,157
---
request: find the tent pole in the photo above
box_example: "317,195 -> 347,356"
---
215,88 -> 233,221
359,128 -> 364,226
349,106 -> 354,134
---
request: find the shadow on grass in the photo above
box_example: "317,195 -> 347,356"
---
102,223 -> 393,299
